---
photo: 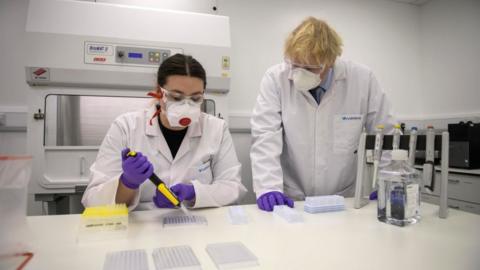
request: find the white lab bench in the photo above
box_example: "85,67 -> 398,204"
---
24,199 -> 480,270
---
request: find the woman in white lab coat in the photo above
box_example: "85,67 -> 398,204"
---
82,54 -> 246,210
251,17 -> 396,211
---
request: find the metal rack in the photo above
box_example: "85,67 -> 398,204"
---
354,132 -> 449,218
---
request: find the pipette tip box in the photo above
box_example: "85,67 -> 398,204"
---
162,214 -> 208,227
78,204 -> 128,242
304,195 -> 345,214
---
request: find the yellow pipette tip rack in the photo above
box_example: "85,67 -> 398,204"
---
78,204 -> 129,242
82,204 -> 128,218
394,124 -> 401,129
376,124 -> 385,129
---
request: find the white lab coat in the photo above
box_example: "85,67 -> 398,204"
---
82,105 -> 247,210
251,58 -> 396,200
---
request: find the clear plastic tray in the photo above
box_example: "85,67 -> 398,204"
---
227,206 -> 248,225
103,249 -> 148,270
152,245 -> 201,270
273,205 -> 304,223
206,242 -> 259,270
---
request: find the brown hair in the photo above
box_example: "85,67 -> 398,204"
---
157,54 -> 207,88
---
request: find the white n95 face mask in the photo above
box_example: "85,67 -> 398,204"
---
291,68 -> 322,92
164,100 -> 201,127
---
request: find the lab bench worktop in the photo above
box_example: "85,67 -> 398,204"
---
23,199 -> 480,270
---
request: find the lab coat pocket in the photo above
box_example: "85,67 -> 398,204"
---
189,160 -> 213,184
333,114 -> 364,154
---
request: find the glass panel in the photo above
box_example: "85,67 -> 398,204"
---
44,94 -> 215,146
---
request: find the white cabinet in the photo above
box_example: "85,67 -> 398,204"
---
419,167 -> 480,215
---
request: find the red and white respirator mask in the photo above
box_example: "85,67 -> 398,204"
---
148,88 -> 202,127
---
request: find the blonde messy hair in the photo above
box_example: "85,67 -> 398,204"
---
284,17 -> 343,66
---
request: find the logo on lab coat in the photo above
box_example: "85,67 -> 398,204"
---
342,115 -> 361,121
198,160 -> 211,173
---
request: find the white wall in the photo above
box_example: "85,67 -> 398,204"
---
2,0 -> 479,124
219,0 -> 423,120
418,0 -> 480,120
0,0 -> 28,108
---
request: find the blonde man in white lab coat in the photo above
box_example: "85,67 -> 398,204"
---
251,17 -> 396,211
82,54 -> 247,210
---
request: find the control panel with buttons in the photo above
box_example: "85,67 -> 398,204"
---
85,42 -> 181,67
115,46 -> 171,65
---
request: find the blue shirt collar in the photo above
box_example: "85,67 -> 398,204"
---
319,67 -> 334,91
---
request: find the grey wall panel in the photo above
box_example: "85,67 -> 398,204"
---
231,132 -> 256,205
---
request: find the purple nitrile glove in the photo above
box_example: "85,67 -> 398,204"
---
171,183 -> 196,201
152,183 -> 195,208
152,189 -> 177,208
369,190 -> 378,200
256,191 -> 294,212
120,148 -> 153,190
